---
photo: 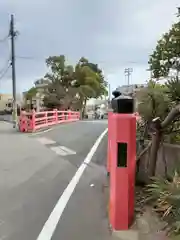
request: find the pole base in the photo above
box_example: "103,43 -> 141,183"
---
112,230 -> 138,240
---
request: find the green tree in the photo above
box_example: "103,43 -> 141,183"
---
137,11 -> 180,179
24,87 -> 37,105
74,57 -> 108,115
166,76 -> 180,103
43,55 -> 108,113
148,20 -> 180,78
78,57 -> 108,98
138,80 -> 169,122
43,55 -> 77,109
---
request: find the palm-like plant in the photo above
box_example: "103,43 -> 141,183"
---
137,80 -> 170,123
166,76 -> 180,103
147,171 -> 180,235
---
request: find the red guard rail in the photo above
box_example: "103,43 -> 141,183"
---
19,109 -> 80,132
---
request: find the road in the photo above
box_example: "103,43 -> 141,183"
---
0,120 -> 115,240
0,114 -> 12,123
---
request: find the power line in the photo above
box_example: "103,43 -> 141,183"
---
0,64 -> 11,80
16,56 -> 48,62
0,55 -> 11,74
16,56 -> 144,65
16,56 -> 43,60
0,34 -> 9,43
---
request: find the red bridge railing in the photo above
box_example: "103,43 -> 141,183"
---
19,109 -> 80,132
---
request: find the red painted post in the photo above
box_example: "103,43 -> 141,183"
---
109,113 -> 136,230
19,111 -> 27,132
44,111 -> 47,125
54,109 -> 58,123
68,110 -> 71,120
109,91 -> 136,231
31,110 -> 36,132
61,111 -> 65,121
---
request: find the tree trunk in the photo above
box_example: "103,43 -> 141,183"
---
148,131 -> 161,177
147,104 -> 180,178
81,98 -> 87,119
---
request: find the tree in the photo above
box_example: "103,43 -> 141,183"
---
138,80 -> 169,123
137,11 -> 180,179
148,21 -> 180,79
74,57 -> 108,116
43,55 -> 108,113
24,87 -> 38,110
78,57 -> 108,98
25,87 -> 37,101
43,55 -> 77,109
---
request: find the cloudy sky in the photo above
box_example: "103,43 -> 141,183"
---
0,0 -> 179,94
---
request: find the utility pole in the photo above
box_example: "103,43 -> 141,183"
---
124,68 -> 133,92
10,14 -> 17,128
177,7 -> 180,17
108,83 -> 111,101
107,83 -> 111,110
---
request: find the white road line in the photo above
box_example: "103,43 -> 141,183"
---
82,120 -> 107,124
59,146 -> 76,155
50,146 -> 68,156
36,127 -> 108,240
36,137 -> 56,145
30,128 -> 53,136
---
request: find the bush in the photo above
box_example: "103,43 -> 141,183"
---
146,172 -> 180,236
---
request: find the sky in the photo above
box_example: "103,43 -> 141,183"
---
0,0 -> 180,95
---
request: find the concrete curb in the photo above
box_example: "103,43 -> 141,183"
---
112,230 -> 139,240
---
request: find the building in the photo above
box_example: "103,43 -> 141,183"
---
116,84 -> 147,95
116,84 -> 147,110
0,93 -> 22,112
22,79 -> 49,110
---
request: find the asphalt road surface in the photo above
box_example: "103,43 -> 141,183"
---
0,115 -> 13,123
0,120 -> 113,240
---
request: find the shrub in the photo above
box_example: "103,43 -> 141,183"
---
146,171 -> 180,236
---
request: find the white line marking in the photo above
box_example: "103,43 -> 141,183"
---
59,146 -> 76,155
50,146 -> 68,156
31,128 -> 53,136
37,137 -> 56,145
82,120 -> 107,124
36,128 -> 108,240
0,121 -> 12,125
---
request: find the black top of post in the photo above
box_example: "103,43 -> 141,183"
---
112,90 -> 121,98
111,90 -> 134,114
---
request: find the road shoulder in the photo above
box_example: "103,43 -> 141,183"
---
51,161 -> 117,240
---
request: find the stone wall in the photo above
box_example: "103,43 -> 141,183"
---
137,142 -> 180,182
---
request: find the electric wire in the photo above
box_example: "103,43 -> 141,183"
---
0,54 -> 11,75
0,34 -> 9,43
0,64 -> 11,80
